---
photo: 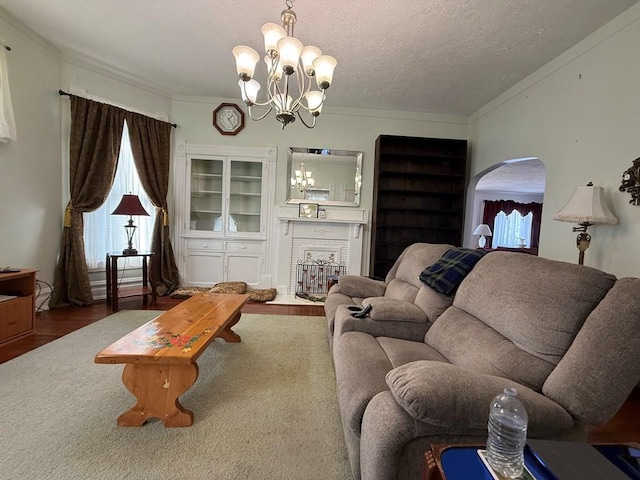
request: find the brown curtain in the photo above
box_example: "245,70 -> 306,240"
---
481,200 -> 543,248
126,111 -> 179,295
50,97 -> 127,307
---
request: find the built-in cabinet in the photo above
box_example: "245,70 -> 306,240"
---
371,135 -> 468,279
174,141 -> 277,288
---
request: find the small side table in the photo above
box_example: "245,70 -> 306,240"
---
106,252 -> 156,312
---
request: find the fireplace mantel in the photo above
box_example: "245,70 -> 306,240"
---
277,206 -> 368,237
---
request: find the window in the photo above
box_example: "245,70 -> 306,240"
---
493,210 -> 533,248
83,122 -> 154,270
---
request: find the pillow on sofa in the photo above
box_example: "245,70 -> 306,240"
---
419,248 -> 486,296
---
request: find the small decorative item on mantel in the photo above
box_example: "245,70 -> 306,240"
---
620,157 -> 640,205
318,208 -> 326,219
299,203 -> 319,218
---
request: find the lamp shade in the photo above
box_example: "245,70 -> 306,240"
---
111,194 -> 149,217
553,184 -> 617,225
473,224 -> 492,237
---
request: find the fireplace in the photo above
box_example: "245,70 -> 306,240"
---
276,206 -> 369,295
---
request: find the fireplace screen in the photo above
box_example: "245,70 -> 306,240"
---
295,255 -> 346,301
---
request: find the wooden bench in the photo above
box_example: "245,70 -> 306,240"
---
95,293 -> 249,427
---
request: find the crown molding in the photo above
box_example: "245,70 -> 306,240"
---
59,49 -> 173,101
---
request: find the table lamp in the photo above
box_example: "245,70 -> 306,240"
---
111,194 -> 149,255
553,182 -> 617,265
473,224 -> 492,248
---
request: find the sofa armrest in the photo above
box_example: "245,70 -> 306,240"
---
338,275 -> 387,298
366,298 -> 427,323
386,361 -> 573,435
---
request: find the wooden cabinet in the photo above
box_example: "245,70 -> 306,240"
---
0,269 -> 37,345
371,135 -> 467,279
173,141 -> 276,289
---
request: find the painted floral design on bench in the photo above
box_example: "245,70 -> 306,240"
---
114,323 -> 213,353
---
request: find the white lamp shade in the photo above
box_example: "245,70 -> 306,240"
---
473,224 -> 493,236
300,46 -> 322,75
261,23 -> 286,54
553,185 -> 618,225
232,46 -> 260,79
238,79 -> 260,104
305,91 -> 324,113
277,36 -> 303,72
313,55 -> 337,89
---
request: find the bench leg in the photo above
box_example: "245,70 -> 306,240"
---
218,311 -> 242,343
117,362 -> 199,427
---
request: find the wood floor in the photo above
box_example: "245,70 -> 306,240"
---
1,296 -> 637,445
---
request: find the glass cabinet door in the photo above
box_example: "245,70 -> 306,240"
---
189,158 -> 224,232
228,160 -> 263,234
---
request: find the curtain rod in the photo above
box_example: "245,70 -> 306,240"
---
58,89 -> 177,128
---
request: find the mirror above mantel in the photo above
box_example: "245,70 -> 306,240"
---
286,147 -> 363,207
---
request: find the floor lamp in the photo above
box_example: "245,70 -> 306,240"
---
553,182 -> 617,265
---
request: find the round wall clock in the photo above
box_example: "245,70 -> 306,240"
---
213,103 -> 245,135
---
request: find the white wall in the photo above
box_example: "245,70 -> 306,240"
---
0,12 -> 61,285
171,96 -> 469,286
468,3 -> 640,277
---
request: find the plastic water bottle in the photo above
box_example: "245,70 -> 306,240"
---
486,386 -> 528,479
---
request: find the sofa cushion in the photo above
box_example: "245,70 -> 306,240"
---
386,361 -> 573,436
425,306 -> 556,390
452,252 -> 616,365
384,243 -> 453,301
419,247 -> 486,295
413,285 -> 454,324
377,337 -> 448,368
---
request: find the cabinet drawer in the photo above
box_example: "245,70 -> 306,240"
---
0,295 -> 34,342
185,239 -> 224,251
225,241 -> 263,253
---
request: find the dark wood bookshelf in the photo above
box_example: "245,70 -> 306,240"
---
371,135 -> 468,279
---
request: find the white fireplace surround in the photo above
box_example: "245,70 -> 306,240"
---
276,206 -> 369,294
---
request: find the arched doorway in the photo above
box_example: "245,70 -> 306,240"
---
464,158 -> 546,249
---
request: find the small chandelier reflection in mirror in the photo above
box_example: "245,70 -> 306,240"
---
291,162 -> 315,192
232,0 -> 337,129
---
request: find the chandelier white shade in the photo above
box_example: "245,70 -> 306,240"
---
232,0 -> 337,129
290,162 -> 315,191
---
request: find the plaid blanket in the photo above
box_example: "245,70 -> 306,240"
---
419,247 -> 487,296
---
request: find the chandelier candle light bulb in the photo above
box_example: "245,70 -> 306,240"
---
232,0 -> 337,129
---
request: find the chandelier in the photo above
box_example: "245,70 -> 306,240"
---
291,162 -> 315,191
232,0 -> 337,129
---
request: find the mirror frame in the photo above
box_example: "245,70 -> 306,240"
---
286,147 -> 363,207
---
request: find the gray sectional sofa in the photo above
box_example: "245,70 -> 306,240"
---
324,243 -> 640,480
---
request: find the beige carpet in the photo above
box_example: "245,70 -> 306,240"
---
0,311 -> 351,480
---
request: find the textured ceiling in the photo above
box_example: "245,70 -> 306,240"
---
476,159 -> 546,194
1,0 -> 638,115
